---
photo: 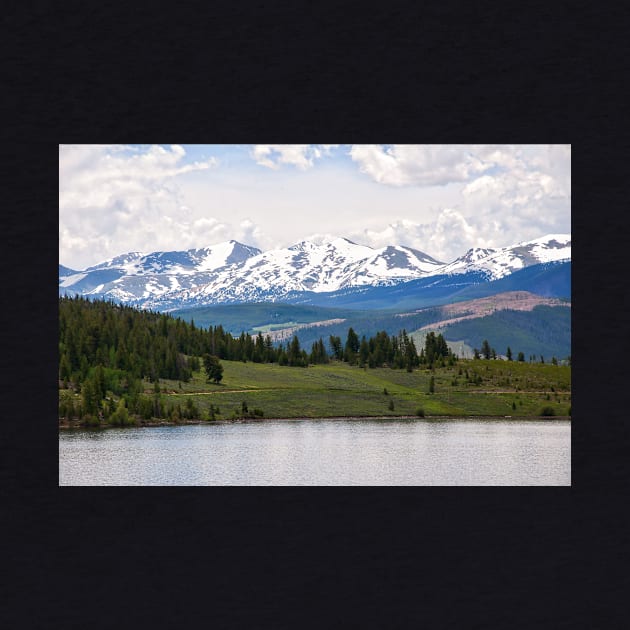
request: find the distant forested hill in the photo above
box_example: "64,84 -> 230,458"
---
170,302 -> 361,335
439,305 -> 571,360
171,294 -> 571,362
449,261 -> 571,302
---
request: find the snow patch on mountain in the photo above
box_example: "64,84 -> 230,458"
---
521,234 -> 571,263
86,252 -> 145,273
59,272 -> 88,287
59,233 -> 571,309
435,234 -> 571,280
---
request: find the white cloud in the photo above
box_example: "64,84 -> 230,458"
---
351,210 -> 486,263
461,149 -> 571,238
237,218 -> 270,250
429,208 -> 487,258
251,144 -> 333,170
347,144 -> 570,259
303,232 -> 341,245
349,144 -> 491,186
192,217 -> 229,240
59,144 -> 219,267
60,144 -> 570,270
59,144 -> 217,211
348,143 -> 571,207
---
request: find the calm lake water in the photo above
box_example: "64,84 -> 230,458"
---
59,418 -> 570,486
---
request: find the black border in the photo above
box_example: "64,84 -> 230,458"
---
6,1 -> 624,628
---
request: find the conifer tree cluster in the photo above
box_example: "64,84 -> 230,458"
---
470,338 -> 535,363
58,297 -> 459,424
59,296 -> 285,385
329,328 -> 454,371
59,296 -> 198,387
58,296 -> 283,423
421,332 -> 452,368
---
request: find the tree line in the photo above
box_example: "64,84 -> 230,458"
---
325,328 -> 454,372
473,339 -> 563,365
59,296 -> 554,424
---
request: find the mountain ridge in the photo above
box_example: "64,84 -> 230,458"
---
59,233 -> 571,310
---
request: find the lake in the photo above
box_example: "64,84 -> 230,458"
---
59,418 -> 570,486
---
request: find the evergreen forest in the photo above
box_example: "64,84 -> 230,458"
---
59,296 -> 559,426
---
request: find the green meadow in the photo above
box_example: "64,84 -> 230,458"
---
148,358 -> 571,420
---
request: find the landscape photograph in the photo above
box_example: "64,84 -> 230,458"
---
59,144 -> 571,485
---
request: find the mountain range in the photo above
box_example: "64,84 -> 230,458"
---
59,234 -> 571,311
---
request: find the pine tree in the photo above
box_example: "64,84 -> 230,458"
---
95,364 -> 106,399
406,334 -> 419,371
359,336 -> 370,367
506,346 -> 513,361
109,398 -> 129,426
253,332 -> 265,363
344,328 -> 360,364
329,335 -> 343,360
59,353 -> 72,382
203,354 -> 224,383
481,339 -> 491,360
436,333 -> 449,359
288,335 -> 305,367
266,335 -> 275,362
309,337 -> 328,364
319,338 -> 328,363
425,331 -> 436,365
81,375 -> 100,416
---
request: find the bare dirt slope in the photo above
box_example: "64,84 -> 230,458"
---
265,318 -> 347,342
409,291 -> 570,331
261,291 -> 569,343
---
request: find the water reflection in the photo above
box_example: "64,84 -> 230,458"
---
59,419 -> 570,486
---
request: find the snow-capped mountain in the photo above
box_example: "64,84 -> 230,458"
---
58,240 -> 262,301
83,241 -> 261,276
59,234 -> 570,309
173,238 -> 446,306
437,234 -> 571,280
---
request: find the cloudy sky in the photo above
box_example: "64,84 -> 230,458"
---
59,144 -> 571,269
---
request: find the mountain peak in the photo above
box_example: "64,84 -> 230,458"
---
520,233 -> 571,246
439,235 -> 571,280
331,236 -> 359,246
60,233 -> 571,308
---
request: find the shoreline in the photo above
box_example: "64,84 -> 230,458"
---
58,414 -> 571,429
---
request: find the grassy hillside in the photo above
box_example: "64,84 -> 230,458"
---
154,359 -> 571,419
58,296 -> 571,427
61,358 -> 571,425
